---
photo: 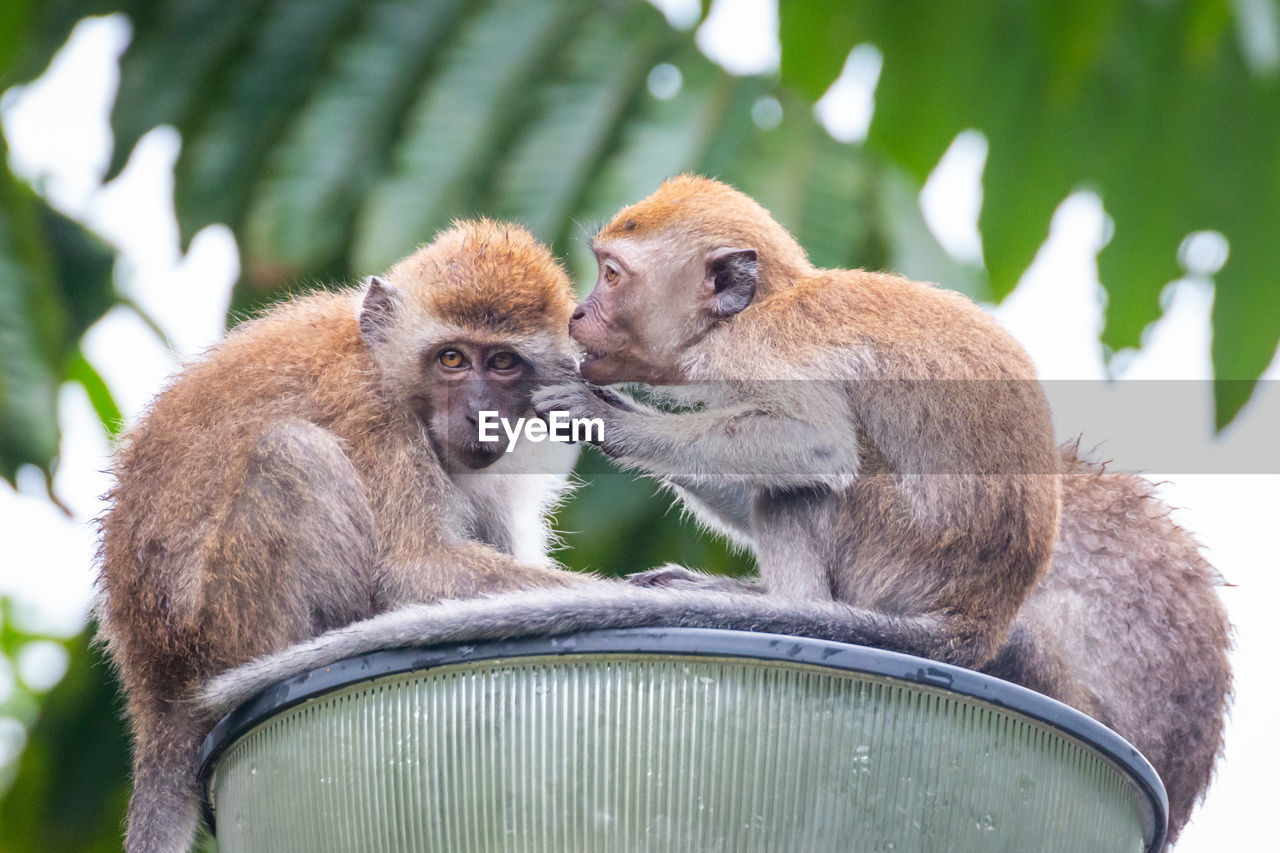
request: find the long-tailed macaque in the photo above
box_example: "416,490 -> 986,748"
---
543,175 -> 1063,669
535,176 -> 1231,842
96,221 -> 596,853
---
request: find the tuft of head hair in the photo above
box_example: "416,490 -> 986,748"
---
595,175 -> 812,287
384,219 -> 576,337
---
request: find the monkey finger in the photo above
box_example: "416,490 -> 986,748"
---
587,383 -> 646,414
532,382 -> 599,420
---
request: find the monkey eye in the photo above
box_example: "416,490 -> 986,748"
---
438,348 -> 468,369
487,351 -> 522,371
603,262 -> 620,284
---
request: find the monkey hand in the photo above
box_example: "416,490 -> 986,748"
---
584,383 -> 648,415
533,381 -> 642,450
627,564 -> 765,595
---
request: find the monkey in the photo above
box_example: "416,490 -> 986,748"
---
198,459 -> 1228,847
95,220 -> 600,853
532,176 -> 1230,843
536,174 -> 1064,671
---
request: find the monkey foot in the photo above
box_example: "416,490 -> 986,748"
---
626,564 -> 763,594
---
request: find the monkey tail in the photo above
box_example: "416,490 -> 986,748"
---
125,703 -> 205,853
201,585 -> 949,717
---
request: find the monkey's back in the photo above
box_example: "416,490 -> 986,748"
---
96,291 -> 386,693
729,269 -> 1063,642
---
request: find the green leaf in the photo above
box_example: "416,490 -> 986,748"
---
779,0 -> 1280,427
65,350 -> 123,438
484,2 -> 679,245
107,0 -> 263,179
39,202 -> 115,342
352,0 -> 582,273
776,0 -> 860,101
0,136 -> 117,483
725,91 -> 889,274
0,1 -> 153,86
0,627 -> 131,853
0,0 -> 34,80
172,0 -> 361,249
241,0 -> 468,295
0,153 -> 65,483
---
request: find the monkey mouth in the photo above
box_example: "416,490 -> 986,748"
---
581,349 -> 609,364
454,439 -> 504,469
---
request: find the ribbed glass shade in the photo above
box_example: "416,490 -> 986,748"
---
205,632 -> 1162,852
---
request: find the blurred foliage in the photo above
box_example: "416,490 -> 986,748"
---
0,134 -> 118,492
0,0 -> 1277,849
780,0 -> 1280,427
0,601 -> 130,853
96,0 -> 975,315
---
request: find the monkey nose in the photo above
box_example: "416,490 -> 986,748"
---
570,306 -> 586,322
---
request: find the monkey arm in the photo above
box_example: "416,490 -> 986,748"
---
661,477 -> 755,538
533,382 -> 859,491
543,383 -> 757,535
608,407 -> 856,490
445,541 -> 599,594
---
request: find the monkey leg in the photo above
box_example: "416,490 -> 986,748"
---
200,418 -> 379,668
122,420 -> 380,852
751,486 -> 837,601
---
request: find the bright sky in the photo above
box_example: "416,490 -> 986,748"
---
2,4 -> 1278,848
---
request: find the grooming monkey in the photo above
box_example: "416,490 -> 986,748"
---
96,221 -> 595,853
539,174 -> 1063,671
537,176 -> 1230,842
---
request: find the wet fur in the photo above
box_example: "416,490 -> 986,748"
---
984,445 -> 1232,842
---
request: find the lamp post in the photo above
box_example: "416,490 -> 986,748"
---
201,628 -> 1166,852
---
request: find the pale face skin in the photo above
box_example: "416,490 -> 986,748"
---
570,236 -> 740,385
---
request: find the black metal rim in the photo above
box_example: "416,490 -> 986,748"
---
200,627 -> 1168,851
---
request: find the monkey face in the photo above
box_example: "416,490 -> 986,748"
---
417,341 -> 535,469
571,238 -> 758,385
359,266 -> 572,472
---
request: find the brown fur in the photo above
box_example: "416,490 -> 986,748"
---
547,175 -> 1062,670
96,220 -> 593,852
595,174 -> 811,292
385,220 -> 577,338
574,177 -> 1228,844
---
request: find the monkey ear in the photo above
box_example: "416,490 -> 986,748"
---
359,276 -> 401,343
704,247 -> 758,318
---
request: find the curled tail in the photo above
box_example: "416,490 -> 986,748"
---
125,704 -> 204,853
201,584 -> 948,717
